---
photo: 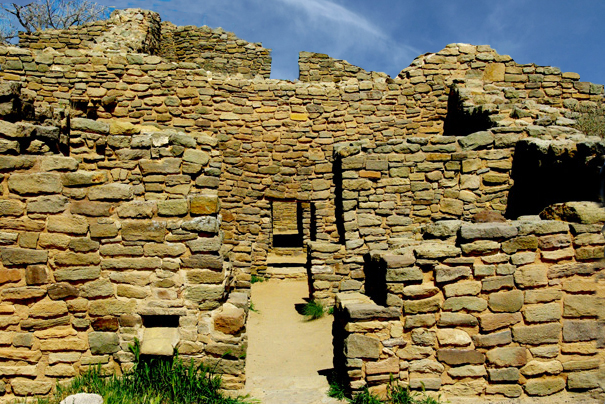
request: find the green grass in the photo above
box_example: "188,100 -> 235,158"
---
328,381 -> 444,404
302,300 -> 324,320
250,275 -> 265,284
37,340 -> 250,404
248,302 -> 259,313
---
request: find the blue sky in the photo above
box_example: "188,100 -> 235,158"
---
14,0 -> 605,84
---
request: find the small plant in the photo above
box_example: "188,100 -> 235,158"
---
249,302 -> 259,313
388,383 -> 415,404
327,306 -> 335,315
250,274 -> 265,284
349,388 -> 382,404
328,380 -> 347,400
302,300 -> 324,320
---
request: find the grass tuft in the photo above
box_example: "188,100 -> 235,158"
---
302,300 -> 324,320
37,339 -> 249,404
250,275 -> 265,284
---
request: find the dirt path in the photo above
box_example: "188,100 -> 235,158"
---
244,279 -> 344,404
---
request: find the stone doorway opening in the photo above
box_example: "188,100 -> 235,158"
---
266,200 -> 308,278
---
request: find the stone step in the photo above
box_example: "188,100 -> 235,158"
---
265,265 -> 306,279
266,253 -> 306,265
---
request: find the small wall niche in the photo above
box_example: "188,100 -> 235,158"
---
140,315 -> 180,356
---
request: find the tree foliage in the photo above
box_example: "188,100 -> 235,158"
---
0,0 -> 109,42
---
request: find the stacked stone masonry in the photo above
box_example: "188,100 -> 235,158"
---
335,208 -> 605,402
0,7 -> 603,402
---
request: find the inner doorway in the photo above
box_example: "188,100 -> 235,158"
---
266,200 -> 306,278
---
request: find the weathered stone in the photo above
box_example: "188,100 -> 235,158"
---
122,220 -> 166,242
488,289 -> 523,312
409,359 -> 445,373
460,222 -> 517,240
47,215 -> 88,235
414,242 -> 460,259
443,281 -> 481,297
481,275 -> 514,292
157,199 -> 188,216
139,158 -> 181,174
436,349 -> 485,365
436,329 -> 471,346
365,357 -> 399,375
479,312 -> 522,332
54,252 -> 100,266
39,156 -> 78,172
486,346 -> 528,367
501,235 -> 538,253
437,312 -> 478,327
1,247 -> 47,265
472,330 -> 511,348
564,295 -> 598,317
447,365 -> 487,378
0,199 -> 24,216
183,149 -> 210,165
345,334 -> 381,359
403,295 -> 441,314
486,384 -> 522,398
488,367 -> 520,382
523,302 -> 561,323
540,201 -> 605,224
512,323 -> 561,344
460,240 -> 500,255
88,183 -> 133,201
520,360 -> 563,376
8,173 -> 62,195
214,303 -> 245,335
404,314 -> 436,328
54,267 -> 101,281
181,254 -> 223,269
524,377 -> 565,396
88,332 -> 119,354
116,201 -> 156,218
435,265 -> 471,283
567,370 -> 600,390
563,320 -> 598,342
62,171 -> 107,187
11,378 -> 53,395
71,118 -> 109,134
181,216 -> 220,233
386,267 -> 423,282
90,222 -> 118,238
47,283 -> 78,300
443,297 -> 487,312
184,285 -> 224,303
514,264 -> 547,288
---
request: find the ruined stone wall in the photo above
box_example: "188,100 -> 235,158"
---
334,209 -> 605,402
0,111 -> 248,400
298,52 -> 389,83
18,9 -> 162,54
159,22 -> 271,79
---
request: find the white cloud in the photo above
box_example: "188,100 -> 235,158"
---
273,0 -> 386,39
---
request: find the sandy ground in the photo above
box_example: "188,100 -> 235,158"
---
244,279 -> 344,404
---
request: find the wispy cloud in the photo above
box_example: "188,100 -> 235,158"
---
273,0 -> 386,39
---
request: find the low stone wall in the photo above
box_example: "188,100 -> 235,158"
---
333,208 -> 605,401
0,115 -> 248,400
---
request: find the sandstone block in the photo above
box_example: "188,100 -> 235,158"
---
438,312 -> 478,327
436,349 -> 485,365
386,267 -> 423,282
54,267 -> 101,281
479,312 -> 522,332
29,300 -> 68,318
90,222 -> 118,238
184,285 -> 224,303
88,332 -> 119,354
564,295 -> 598,318
414,242 -> 460,259
47,215 -> 88,235
435,265 -> 471,283
523,302 -> 561,323
460,240 -> 500,255
54,252 -> 100,266
0,268 -> 21,284
488,367 -> 519,382
122,220 -> 166,242
214,303 -> 245,335
443,297 -> 487,312
540,201 -> 605,224
8,173 -> 62,195
345,334 -> 381,359
460,222 -> 517,240
1,247 -> 47,265
501,235 -> 538,253
486,346 -> 528,367
563,320 -> 598,342
486,384 -> 522,398
27,195 -> 68,214
447,365 -> 487,378
0,199 -> 24,216
11,378 -> 52,396
183,149 -> 210,165
436,329 -> 471,346
488,289 -> 523,312
567,370 -> 599,390
472,330 -> 511,348
181,216 -> 220,233
520,360 -> 563,376
116,201 -> 156,218
47,283 -> 78,300
512,323 -> 561,344
157,199 -> 188,216
62,171 -> 107,187
88,183 -> 133,201
366,357 -> 399,375
514,264 -> 547,288
524,377 -> 565,396
190,195 -> 220,215
443,281 -> 481,297
403,294 -> 441,314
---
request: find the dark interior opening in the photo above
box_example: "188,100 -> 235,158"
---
141,315 -> 180,328
443,85 -> 495,137
506,140 -> 604,219
363,253 -> 387,306
310,203 -> 317,242
272,200 -> 304,248
333,156 -> 345,244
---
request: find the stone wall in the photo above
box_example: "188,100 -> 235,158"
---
19,9 -> 162,54
159,22 -> 271,79
0,108 -> 248,400
334,207 -> 605,402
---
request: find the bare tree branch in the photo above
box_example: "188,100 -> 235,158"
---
0,0 -> 109,43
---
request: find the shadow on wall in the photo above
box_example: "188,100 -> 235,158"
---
363,254 -> 387,306
443,85 -> 495,137
506,140 -> 605,219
